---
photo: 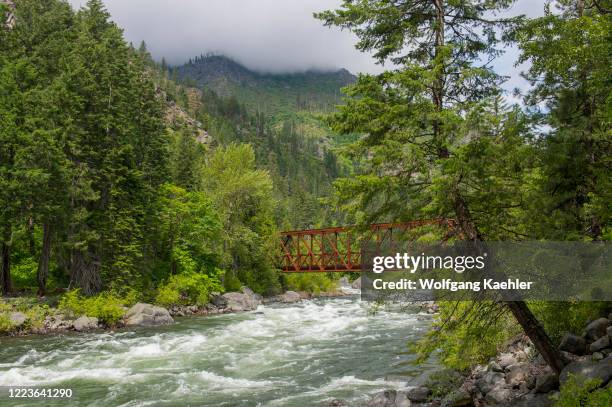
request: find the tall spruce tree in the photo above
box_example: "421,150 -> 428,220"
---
317,0 -> 564,372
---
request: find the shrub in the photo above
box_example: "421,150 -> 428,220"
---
0,313 -> 13,333
285,273 -> 335,294
58,290 -> 131,326
555,374 -> 612,407
155,270 -> 224,306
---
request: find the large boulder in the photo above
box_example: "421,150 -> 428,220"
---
124,303 -> 174,326
221,287 -> 262,312
498,353 -> 518,369
477,371 -> 505,394
9,312 -> 27,328
73,316 -> 98,331
590,336 -> 610,353
584,318 -> 609,342
278,291 -> 301,303
485,386 -> 513,405
506,363 -> 530,387
559,333 -> 587,355
407,386 -> 430,402
366,390 -> 410,407
338,277 -> 350,288
440,389 -> 472,407
351,277 -> 362,289
560,355 -> 612,386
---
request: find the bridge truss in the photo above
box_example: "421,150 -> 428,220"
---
279,219 -> 455,273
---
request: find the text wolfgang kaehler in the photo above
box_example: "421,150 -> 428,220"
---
370,252 -> 534,292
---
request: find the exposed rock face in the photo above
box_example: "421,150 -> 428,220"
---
558,333 -> 586,355
73,316 -> 98,331
124,303 -> 174,326
9,312 -> 26,327
584,318 -> 609,342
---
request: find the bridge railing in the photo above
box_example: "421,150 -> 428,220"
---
279,219 -> 455,273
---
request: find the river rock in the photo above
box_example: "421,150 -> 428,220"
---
278,291 -> 301,303
558,333 -> 586,355
510,393 -> 554,407
211,293 -> 228,308
9,312 -> 27,327
367,390 -> 410,407
440,389 -> 472,407
124,303 -> 174,326
73,316 -> 98,331
592,352 -> 605,361
489,361 -> 504,372
498,353 -> 518,369
485,386 -> 512,405
559,355 -> 612,386
607,326 -> 612,338
221,287 -> 262,312
407,386 -> 430,402
338,277 -> 350,288
589,335 -> 610,353
535,372 -> 559,393
584,318 -> 609,342
351,277 -> 362,289
477,371 -> 505,394
506,363 -> 530,387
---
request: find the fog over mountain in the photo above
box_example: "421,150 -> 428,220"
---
67,0 -> 545,94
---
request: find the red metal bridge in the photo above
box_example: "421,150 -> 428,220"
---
279,219 -> 455,273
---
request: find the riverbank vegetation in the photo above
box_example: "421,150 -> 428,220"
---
0,0 -> 343,334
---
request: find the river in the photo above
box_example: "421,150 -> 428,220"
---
0,297 -> 438,406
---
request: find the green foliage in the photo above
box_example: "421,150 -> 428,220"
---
58,289 -> 134,326
531,302 -> 611,344
413,301 -> 520,371
555,374 -> 612,407
155,270 -> 224,306
200,144 -> 281,295
284,273 -> 336,294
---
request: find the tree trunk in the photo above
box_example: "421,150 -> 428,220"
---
70,249 -> 102,295
37,222 -> 52,296
505,301 -> 564,374
1,227 -> 12,296
453,193 -> 564,374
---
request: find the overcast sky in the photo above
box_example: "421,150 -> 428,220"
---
67,0 -> 547,95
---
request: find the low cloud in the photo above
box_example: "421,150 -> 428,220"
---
67,0 -> 546,96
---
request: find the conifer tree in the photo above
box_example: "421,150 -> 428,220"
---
317,0 -> 565,373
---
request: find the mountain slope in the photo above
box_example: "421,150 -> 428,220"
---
175,55 -> 355,115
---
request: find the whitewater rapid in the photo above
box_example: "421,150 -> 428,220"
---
0,297 -> 437,406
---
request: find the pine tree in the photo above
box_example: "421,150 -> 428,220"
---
317,0 -> 565,373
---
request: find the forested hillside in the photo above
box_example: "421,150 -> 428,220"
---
0,0 -> 338,308
175,54 -> 355,115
